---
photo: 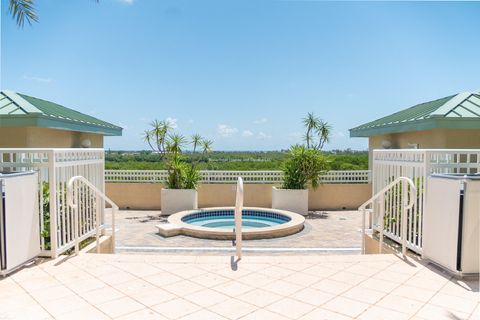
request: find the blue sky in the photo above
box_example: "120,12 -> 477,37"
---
1,0 -> 479,151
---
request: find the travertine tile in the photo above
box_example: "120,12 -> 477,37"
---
376,294 -> 423,315
143,272 -> 183,287
78,285 -> 125,305
180,309 -> 228,320
116,308 -> 168,320
415,303 -> 470,320
322,296 -> 370,318
127,287 -> 176,306
266,297 -> 316,319
96,296 -> 145,318
54,305 -> 110,320
429,292 -> 479,314
299,308 -> 353,320
115,278 -> 157,295
237,272 -> 276,288
240,309 -> 290,320
390,285 -> 436,303
162,279 -> 204,296
151,297 -> 202,319
41,294 -> 91,317
283,271 -> 322,286
210,298 -> 258,319
311,278 -> 353,295
262,279 -> 304,296
341,286 -> 386,304
3,252 -> 477,320
213,280 -> 254,297
357,305 -> 410,320
237,288 -> 283,307
290,287 -> 335,306
184,288 -> 230,307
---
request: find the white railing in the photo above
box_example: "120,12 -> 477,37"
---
0,148 -> 105,257
67,176 -> 118,254
234,177 -> 244,260
320,170 -> 371,183
105,169 -> 371,184
373,149 -> 480,253
360,177 -> 416,256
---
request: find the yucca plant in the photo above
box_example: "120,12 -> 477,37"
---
282,145 -> 329,190
281,113 -> 332,190
144,119 -> 213,189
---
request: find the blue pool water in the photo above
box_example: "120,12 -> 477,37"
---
182,209 -> 290,229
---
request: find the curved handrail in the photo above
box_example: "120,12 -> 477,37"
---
359,176 -> 416,257
359,176 -> 416,211
67,176 -> 118,254
234,177 -> 244,259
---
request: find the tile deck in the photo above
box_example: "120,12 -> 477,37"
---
1,253 -> 478,319
112,210 -> 363,251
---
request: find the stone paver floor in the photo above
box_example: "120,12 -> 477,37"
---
1,253 -> 478,319
112,210 -> 362,251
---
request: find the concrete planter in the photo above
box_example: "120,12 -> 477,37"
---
161,188 -> 198,216
271,187 -> 308,216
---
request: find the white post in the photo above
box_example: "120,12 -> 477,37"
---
235,177 -> 244,259
111,206 -> 117,254
379,194 -> 385,254
361,208 -> 366,254
48,150 -> 58,258
96,191 -> 101,254
401,181 -> 408,257
73,180 -> 80,254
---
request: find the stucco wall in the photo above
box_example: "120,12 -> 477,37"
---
0,127 -> 103,148
368,128 -> 480,168
106,182 -> 372,211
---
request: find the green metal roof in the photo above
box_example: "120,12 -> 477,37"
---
350,91 -> 480,137
0,90 -> 122,136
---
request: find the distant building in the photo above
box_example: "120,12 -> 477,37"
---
0,90 -> 122,148
350,91 -> 480,167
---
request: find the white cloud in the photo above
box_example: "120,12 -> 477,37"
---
242,130 -> 254,137
253,118 -> 267,124
217,124 -> 238,137
22,75 -> 52,83
166,117 -> 178,129
257,132 -> 272,140
118,0 -> 134,4
337,131 -> 346,138
187,119 -> 194,124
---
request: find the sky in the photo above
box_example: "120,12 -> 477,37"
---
1,0 -> 479,151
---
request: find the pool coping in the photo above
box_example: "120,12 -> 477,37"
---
156,206 -> 305,240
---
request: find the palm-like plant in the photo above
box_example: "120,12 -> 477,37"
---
315,120 -> 332,150
144,119 -> 173,160
302,112 -> 332,151
191,134 -> 202,154
143,120 -> 213,189
166,133 -> 186,155
201,139 -> 213,157
9,0 -> 98,27
303,112 -> 320,149
8,0 -> 38,27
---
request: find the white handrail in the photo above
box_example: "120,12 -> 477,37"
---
234,177 -> 244,259
67,176 -> 118,254
359,176 -> 416,257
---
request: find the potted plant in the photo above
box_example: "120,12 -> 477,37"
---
272,113 -> 331,215
143,120 -> 213,215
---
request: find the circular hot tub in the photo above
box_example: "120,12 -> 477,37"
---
167,207 -> 305,240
